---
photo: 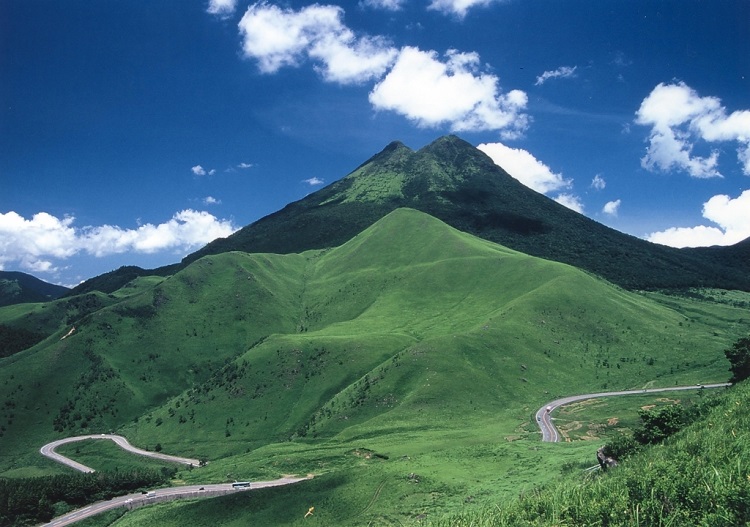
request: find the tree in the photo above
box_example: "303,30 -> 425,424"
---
634,404 -> 686,444
725,336 -> 750,383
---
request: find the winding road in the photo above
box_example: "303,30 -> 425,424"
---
535,383 -> 731,442
39,434 -> 310,526
40,434 -> 201,472
42,478 -> 310,527
37,383 -> 730,524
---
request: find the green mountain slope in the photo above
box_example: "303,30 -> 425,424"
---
175,135 -> 750,292
432,380 -> 750,527
2,210 -> 746,488
0,271 -> 69,307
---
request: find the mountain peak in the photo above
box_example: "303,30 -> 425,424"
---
353,140 -> 413,172
419,134 -> 471,151
101,134 -> 749,293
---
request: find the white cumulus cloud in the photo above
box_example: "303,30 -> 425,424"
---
238,2 -> 397,84
207,0 -> 237,18
236,3 -> 527,137
646,189 -> 750,247
370,47 -> 528,136
192,165 -> 216,176
0,210 -> 238,274
477,142 -> 570,194
0,212 -> 78,273
636,82 -> 750,178
535,65 -> 577,86
602,199 -> 621,216
303,177 -> 325,186
554,193 -> 584,214
427,0 -> 497,18
591,174 -> 606,190
203,196 -> 221,205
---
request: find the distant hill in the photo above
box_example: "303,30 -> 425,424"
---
68,135 -> 750,296
0,271 -> 69,307
177,136 -> 750,291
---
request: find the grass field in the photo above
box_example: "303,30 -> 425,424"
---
550,389 -> 719,442
1,209 -> 748,525
54,438 -> 190,474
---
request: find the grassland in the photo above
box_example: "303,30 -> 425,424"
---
1,208 -> 748,525
429,380 -> 750,527
549,390 -> 716,442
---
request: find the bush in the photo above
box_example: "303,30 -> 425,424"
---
602,433 -> 641,460
725,335 -> 750,383
634,404 -> 686,444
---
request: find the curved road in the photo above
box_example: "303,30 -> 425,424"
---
42,477 -> 310,527
40,434 -> 310,525
536,383 -> 731,442
40,434 -> 201,472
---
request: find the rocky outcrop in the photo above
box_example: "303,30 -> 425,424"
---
597,446 -> 618,470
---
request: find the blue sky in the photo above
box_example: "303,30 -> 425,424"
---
1,0 -> 749,287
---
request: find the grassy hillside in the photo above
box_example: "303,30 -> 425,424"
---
175,136 -> 750,292
430,380 -> 750,526
68,137 -> 750,297
0,271 -> 69,307
1,209 -> 747,525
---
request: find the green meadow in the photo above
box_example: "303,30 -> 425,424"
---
1,209 -> 748,525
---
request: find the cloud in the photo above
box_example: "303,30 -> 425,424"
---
535,65 -> 577,86
646,189 -> 750,247
590,174 -> 606,190
303,177 -> 325,186
236,3 -> 527,136
370,47 -> 529,136
360,0 -> 404,11
207,0 -> 237,18
238,2 -> 397,84
310,33 -> 398,85
477,142 -> 569,194
192,165 -> 216,176
427,0 -> 497,18
554,193 -> 584,214
477,142 -> 584,215
636,82 -> 750,178
0,212 -> 77,273
602,199 -> 621,216
203,196 -> 221,205
0,210 -> 238,273
237,162 -> 254,169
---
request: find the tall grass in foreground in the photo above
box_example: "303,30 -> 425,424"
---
430,382 -> 750,527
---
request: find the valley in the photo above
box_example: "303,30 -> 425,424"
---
2,207 -> 748,525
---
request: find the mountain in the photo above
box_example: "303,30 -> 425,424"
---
67,135 -> 749,297
2,209 -> 745,459
0,271 -> 69,307
2,209 -> 747,524
180,135 -> 750,292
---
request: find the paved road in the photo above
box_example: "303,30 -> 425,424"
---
40,434 -> 201,472
535,383 -> 731,442
42,477 -> 310,527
